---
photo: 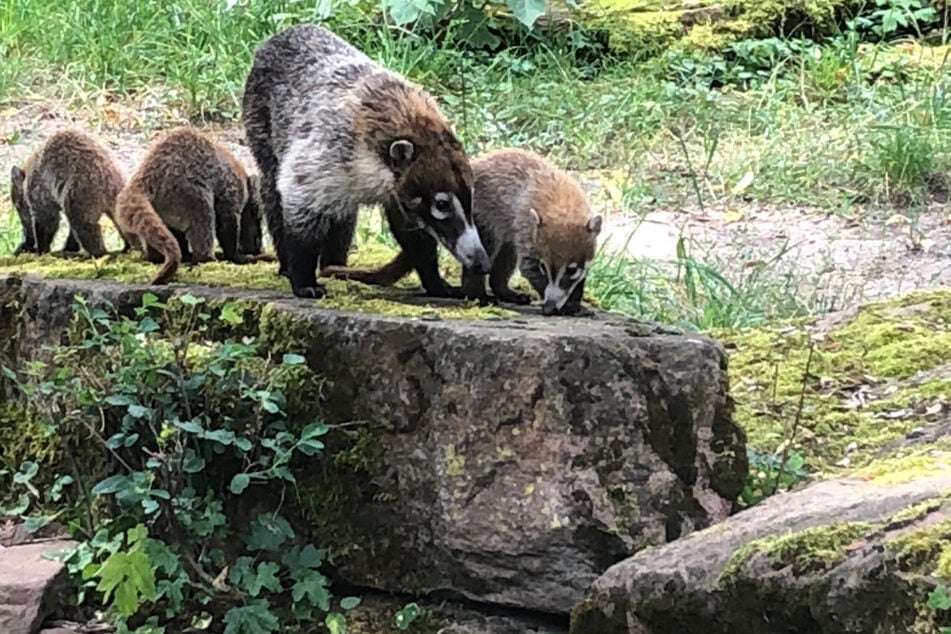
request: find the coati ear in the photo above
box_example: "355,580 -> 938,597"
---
389,140 -> 415,170
10,166 -> 25,188
529,208 -> 542,227
587,214 -> 603,235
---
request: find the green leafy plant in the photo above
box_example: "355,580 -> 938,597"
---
927,585 -> 951,634
1,293 -> 360,632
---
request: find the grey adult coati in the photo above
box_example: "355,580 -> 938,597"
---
241,23 -> 490,299
10,128 -> 130,256
323,148 -> 603,316
114,126 -> 261,285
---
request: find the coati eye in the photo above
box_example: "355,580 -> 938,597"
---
431,194 -> 453,221
566,263 -> 582,280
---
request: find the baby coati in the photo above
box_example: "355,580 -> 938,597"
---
114,127 -> 260,284
322,148 -> 603,316
241,23 -> 490,299
10,128 -> 129,256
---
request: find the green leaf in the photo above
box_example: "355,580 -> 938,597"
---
13,461 -> 39,484
49,475 -> 73,502
282,544 -> 325,579
223,600 -> 279,634
127,404 -> 151,419
928,585 -> 951,610
291,570 -> 331,610
93,549 -> 156,617
2,494 -> 29,515
325,612 -> 347,634
507,0 -> 546,28
219,303 -> 244,326
175,420 -> 204,434
177,294 -> 202,307
340,596 -> 361,610
230,473 -> 251,495
246,561 -> 282,597
92,474 -> 132,496
301,422 -> 328,439
23,515 -> 52,534
183,450 -> 206,474
394,603 -> 421,630
234,436 -> 253,452
282,353 -> 306,365
204,428 -> 236,446
245,514 -> 295,552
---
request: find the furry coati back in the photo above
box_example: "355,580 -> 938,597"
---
9,128 -> 128,256
323,148 -> 603,315
115,127 -> 259,285
241,23 -> 489,299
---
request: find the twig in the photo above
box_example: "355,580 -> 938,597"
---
774,340 -> 815,494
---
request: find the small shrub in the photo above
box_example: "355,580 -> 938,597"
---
1,293 -> 358,632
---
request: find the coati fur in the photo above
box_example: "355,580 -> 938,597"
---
114,126 -> 260,285
322,148 -> 603,315
10,128 -> 130,256
241,23 -> 490,299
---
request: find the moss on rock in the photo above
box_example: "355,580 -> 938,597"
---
716,288 -> 951,476
718,521 -> 875,586
0,251 -> 519,320
574,0 -> 863,58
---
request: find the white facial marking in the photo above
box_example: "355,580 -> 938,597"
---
455,223 -> 484,266
431,192 -> 452,220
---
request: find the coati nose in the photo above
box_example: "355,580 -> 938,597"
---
541,301 -> 559,316
471,250 -> 491,275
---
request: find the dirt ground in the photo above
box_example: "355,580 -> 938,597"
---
3,102 -> 950,312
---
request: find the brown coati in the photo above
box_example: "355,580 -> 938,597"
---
241,23 -> 491,299
114,126 -> 261,284
10,128 -> 130,256
323,148 -> 603,315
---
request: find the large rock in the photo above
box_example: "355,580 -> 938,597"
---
0,274 -> 747,615
0,540 -> 76,634
571,467 -> 951,633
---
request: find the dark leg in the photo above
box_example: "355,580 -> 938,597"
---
285,228 -> 324,299
320,214 -> 357,268
170,228 -> 191,262
489,243 -> 531,305
461,271 -> 489,304
242,89 -> 287,277
63,231 -> 80,253
214,197 -> 245,264
383,200 -> 459,298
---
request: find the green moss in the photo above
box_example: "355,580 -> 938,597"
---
718,521 -> 875,587
888,512 -> 951,579
716,289 -> 951,476
0,250 -> 518,320
853,448 -> 951,486
575,0 -> 861,58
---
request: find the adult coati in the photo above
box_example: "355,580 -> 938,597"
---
323,148 -> 603,316
10,128 -> 130,256
241,23 -> 490,299
114,127 -> 262,284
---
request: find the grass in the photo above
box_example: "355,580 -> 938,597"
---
1,0 -> 949,330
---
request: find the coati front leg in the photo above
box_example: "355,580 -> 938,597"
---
320,214 -> 357,268
461,270 -> 489,304
383,199 -> 460,299
170,228 -> 192,262
214,195 -> 246,264
489,242 -> 531,305
558,277 -> 590,316
67,205 -> 108,257
283,205 -> 330,299
63,231 -> 81,254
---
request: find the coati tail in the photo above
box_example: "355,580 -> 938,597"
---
320,251 -> 413,287
116,191 -> 182,285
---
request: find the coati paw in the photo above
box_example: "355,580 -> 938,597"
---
425,282 -> 464,299
293,284 -> 327,299
498,291 -> 532,306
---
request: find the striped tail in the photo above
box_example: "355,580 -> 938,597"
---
115,190 -> 182,285
320,250 -> 413,287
